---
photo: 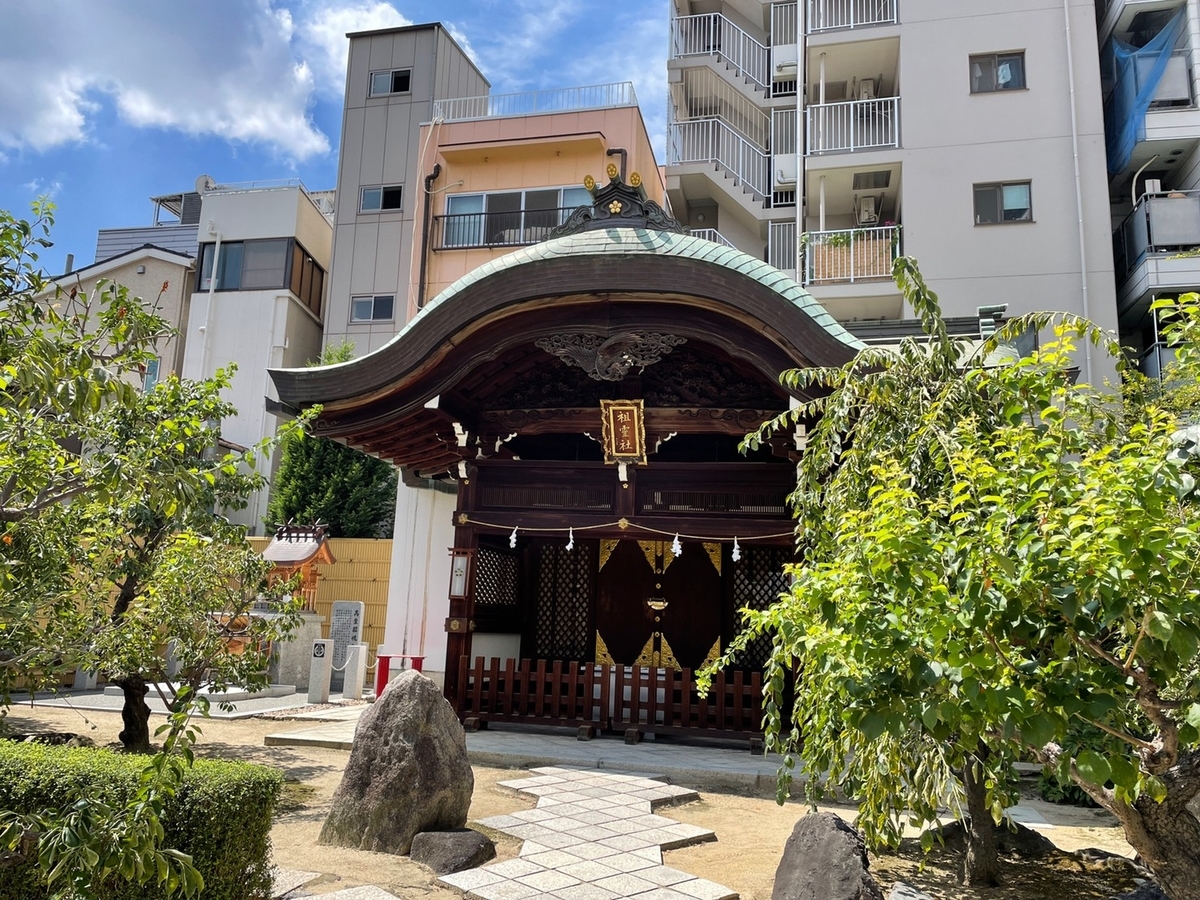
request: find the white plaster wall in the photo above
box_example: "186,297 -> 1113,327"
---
200,190 -> 299,242
380,478 -> 458,685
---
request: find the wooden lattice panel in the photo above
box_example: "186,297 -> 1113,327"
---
534,542 -> 593,661
731,547 -> 792,669
475,547 -> 519,608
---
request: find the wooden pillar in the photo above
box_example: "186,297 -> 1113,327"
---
444,464 -> 478,704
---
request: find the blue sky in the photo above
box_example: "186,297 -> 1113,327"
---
0,0 -> 668,276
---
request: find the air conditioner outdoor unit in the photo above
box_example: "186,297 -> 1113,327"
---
859,79 -> 876,101
857,195 -> 879,225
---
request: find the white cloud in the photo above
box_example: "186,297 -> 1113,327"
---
0,0 -> 334,161
22,177 -> 63,198
298,0 -> 412,95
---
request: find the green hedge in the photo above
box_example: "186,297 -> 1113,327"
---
0,741 -> 282,900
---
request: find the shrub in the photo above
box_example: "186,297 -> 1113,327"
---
0,741 -> 282,900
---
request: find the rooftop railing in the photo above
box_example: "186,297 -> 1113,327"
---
432,83 -> 637,122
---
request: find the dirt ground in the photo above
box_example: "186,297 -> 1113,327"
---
4,703 -> 1146,900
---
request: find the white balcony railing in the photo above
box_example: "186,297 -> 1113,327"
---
806,0 -> 898,33
769,221 -> 798,275
671,13 -> 771,91
803,226 -> 899,285
432,83 -> 637,122
668,117 -> 772,200
689,228 -> 736,248
806,97 -> 899,154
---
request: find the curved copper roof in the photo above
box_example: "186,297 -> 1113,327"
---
270,227 -> 863,409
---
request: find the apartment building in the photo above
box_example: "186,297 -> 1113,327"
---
323,23 -> 489,354
88,178 -> 334,532
1101,0 -> 1200,375
666,0 -> 1120,386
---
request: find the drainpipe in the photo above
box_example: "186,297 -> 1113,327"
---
819,175 -> 826,232
416,163 -> 441,309
1189,0 -> 1200,106
1062,0 -> 1093,386
200,222 -> 222,379
606,147 -> 628,181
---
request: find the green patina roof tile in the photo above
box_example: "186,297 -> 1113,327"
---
414,226 -> 864,352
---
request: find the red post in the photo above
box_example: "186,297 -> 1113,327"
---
374,655 -> 392,698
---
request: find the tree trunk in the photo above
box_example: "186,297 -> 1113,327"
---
114,675 -> 152,754
1106,750 -> 1200,900
961,750 -> 1002,886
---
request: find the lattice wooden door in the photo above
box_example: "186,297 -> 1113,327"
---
730,546 -> 792,669
531,540 -> 594,661
473,542 -> 521,632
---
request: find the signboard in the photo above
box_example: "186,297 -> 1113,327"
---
600,399 -> 647,465
329,601 -> 364,691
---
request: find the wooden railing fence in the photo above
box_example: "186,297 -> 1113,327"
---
455,656 -> 763,738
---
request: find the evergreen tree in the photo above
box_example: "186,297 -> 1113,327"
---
267,342 -> 397,537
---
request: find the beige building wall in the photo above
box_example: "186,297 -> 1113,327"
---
417,105 -> 665,305
42,251 -> 194,380
325,24 -> 489,356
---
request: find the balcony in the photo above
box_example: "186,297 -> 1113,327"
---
432,207 -> 580,250
1112,190 -> 1200,319
806,0 -> 898,34
806,97 -> 899,155
670,13 -> 770,92
431,83 -> 637,122
803,226 -> 899,285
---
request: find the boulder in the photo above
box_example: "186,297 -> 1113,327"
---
410,829 -> 496,875
772,812 -> 884,900
935,818 -> 1057,858
1109,884 -> 1170,900
318,670 -> 473,854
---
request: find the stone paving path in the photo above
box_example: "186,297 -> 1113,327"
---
439,766 -> 737,900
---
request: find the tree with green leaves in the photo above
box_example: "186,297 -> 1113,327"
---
712,263 -> 1200,893
0,202 -> 304,897
266,341 -> 397,538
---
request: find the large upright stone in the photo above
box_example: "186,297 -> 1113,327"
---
772,812 -> 884,900
318,670 -> 473,854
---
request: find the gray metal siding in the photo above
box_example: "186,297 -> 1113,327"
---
94,226 -> 199,264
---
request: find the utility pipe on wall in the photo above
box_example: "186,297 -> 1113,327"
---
1062,0 -> 1093,386
416,163 -> 441,309
819,175 -> 826,232
1188,0 -> 1200,111
199,222 -> 222,380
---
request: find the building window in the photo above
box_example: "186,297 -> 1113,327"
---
370,69 -> 411,97
360,185 -> 403,213
974,181 -> 1032,224
197,238 -> 327,315
970,52 -> 1026,93
351,294 -> 395,322
439,186 -> 593,248
290,244 -> 325,318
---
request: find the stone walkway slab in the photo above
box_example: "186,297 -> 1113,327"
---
440,766 -> 736,900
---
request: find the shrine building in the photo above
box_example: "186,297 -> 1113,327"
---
268,171 -> 862,741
